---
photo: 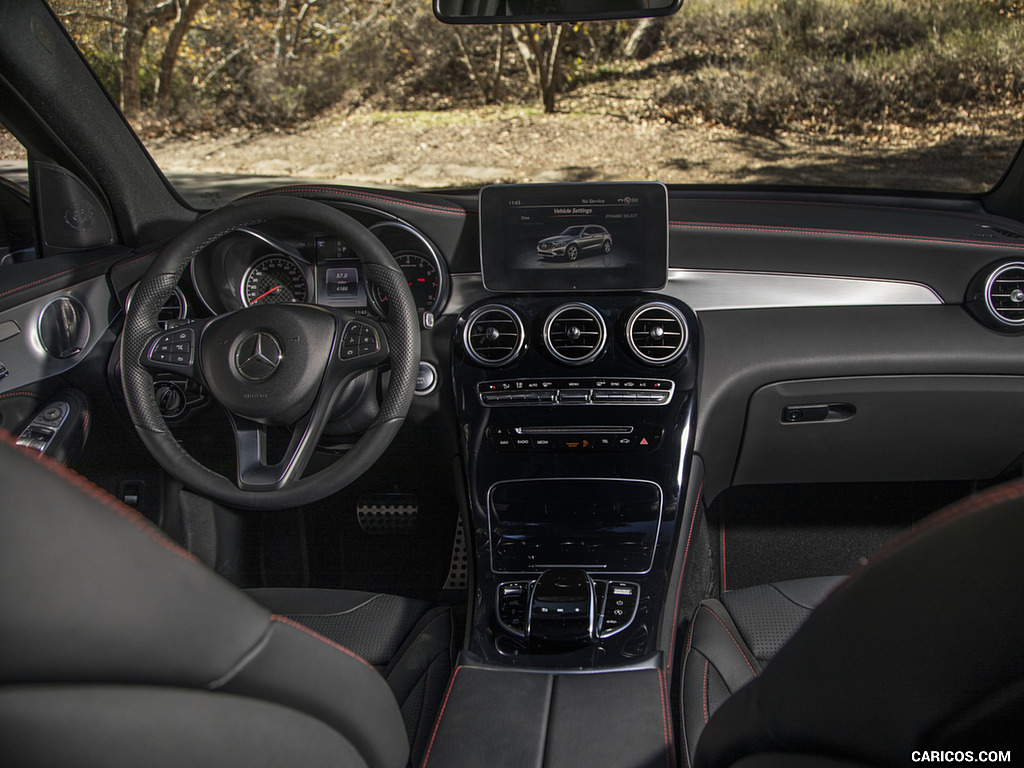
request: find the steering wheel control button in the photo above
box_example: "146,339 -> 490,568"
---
234,331 -> 283,382
148,327 -> 195,367
340,320 -> 380,360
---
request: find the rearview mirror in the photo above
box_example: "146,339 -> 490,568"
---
434,0 -> 684,24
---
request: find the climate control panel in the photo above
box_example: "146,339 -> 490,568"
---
479,377 -> 673,406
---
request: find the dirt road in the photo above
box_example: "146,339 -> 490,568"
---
144,103 -> 1020,195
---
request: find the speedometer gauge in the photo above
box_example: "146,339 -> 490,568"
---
243,256 -> 308,306
375,252 -> 441,315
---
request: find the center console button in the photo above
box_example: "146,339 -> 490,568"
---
558,390 -> 591,404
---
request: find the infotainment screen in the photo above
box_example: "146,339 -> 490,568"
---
478,182 -> 668,292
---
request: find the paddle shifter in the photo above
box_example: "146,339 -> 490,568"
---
526,568 -> 595,648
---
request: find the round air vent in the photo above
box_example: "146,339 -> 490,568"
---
543,302 -> 606,366
984,262 -> 1024,327
463,304 -> 525,367
625,302 -> 688,365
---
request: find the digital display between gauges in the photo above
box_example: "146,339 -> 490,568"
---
375,253 -> 441,315
243,256 -> 308,305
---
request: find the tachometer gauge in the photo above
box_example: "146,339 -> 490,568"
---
243,256 -> 308,306
375,252 -> 440,315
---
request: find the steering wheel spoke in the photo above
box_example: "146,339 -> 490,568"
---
229,410 -> 318,491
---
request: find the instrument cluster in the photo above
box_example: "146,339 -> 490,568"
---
189,217 -> 448,321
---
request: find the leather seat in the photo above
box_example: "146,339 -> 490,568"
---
680,482 -> 1024,767
0,438 -> 452,767
681,576 -> 844,765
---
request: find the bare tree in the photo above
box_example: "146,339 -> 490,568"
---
452,26 -> 507,104
120,0 -> 177,117
155,0 -> 207,115
623,16 -> 666,60
510,23 -> 565,113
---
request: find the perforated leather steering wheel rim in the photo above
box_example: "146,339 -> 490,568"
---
120,196 -> 419,510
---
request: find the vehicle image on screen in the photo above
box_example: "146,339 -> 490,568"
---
537,225 -> 613,261
1,0 -> 1022,766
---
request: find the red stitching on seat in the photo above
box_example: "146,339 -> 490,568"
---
669,482 -> 703,670
3,432 -> 197,563
699,605 -> 757,677
658,668 -> 673,768
840,478 -> 1024,584
270,614 -> 375,670
420,664 -> 462,767
702,658 -> 709,724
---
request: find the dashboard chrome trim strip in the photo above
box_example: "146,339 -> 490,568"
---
665,268 -> 943,310
446,269 -> 942,315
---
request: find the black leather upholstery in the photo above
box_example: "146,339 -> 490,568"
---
422,665 -> 673,768
249,588 -> 454,765
684,482 -> 1024,767
0,438 -> 452,767
681,577 -> 843,766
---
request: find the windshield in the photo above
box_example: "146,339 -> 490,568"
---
9,0 -> 1023,196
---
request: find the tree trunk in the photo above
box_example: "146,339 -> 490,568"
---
121,0 -> 145,117
511,23 -> 565,114
272,0 -> 291,69
155,0 -> 206,115
491,26 -> 506,102
287,0 -> 316,62
623,17 -> 666,60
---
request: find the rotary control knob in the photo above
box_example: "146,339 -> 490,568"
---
154,382 -> 186,419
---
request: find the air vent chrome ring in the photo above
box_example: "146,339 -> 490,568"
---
543,302 -> 606,366
984,262 -> 1024,327
625,302 -> 689,365
463,304 -> 525,367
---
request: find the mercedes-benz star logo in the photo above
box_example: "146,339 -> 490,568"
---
234,332 -> 283,382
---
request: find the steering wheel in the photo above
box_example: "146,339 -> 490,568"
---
120,196 -> 419,510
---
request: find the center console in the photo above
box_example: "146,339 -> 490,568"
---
452,182 -> 699,669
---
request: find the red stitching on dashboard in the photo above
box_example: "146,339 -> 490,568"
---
669,220 -> 1024,251
270,614 -> 375,670
0,391 -> 44,401
670,196 -> 995,221
700,605 -> 757,677
116,249 -> 161,269
242,186 -> 466,216
669,482 -> 703,670
420,664 -> 462,767
0,253 -> 121,300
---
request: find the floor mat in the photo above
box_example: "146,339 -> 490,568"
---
711,481 -> 973,590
